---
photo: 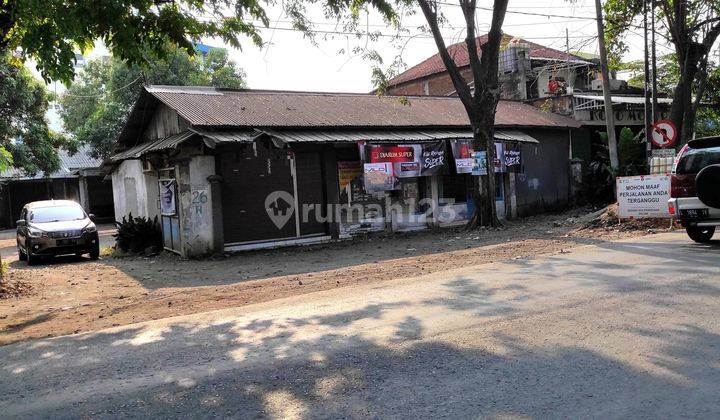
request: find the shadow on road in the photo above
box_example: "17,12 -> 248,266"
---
2,256 -> 720,418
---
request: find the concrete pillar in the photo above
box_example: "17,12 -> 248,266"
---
178,155 -> 218,257
78,176 -> 89,211
508,172 -> 518,220
430,174 -> 440,228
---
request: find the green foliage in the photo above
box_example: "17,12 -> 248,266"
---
619,53 -> 720,138
1,0 -> 408,84
60,45 -> 247,158
0,53 -> 75,175
0,0 -> 270,83
617,127 -> 645,175
114,213 -> 163,254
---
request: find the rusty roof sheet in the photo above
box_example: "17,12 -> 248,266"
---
387,34 -> 592,87
144,86 -> 581,130
110,131 -> 195,162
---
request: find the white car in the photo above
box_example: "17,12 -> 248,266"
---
668,136 -> 720,243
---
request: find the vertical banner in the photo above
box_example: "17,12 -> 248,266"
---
450,139 -> 474,174
159,179 -> 177,216
494,142 -> 505,173
503,142 -> 522,171
420,141 -> 447,176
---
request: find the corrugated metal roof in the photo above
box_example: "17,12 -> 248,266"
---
193,128 -> 539,144
0,144 -> 102,181
110,131 -> 195,162
190,128 -> 260,147
387,34 -> 592,87
143,87 -> 582,130
495,130 -> 540,144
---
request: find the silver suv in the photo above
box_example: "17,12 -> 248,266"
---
668,136 -> 720,243
16,200 -> 99,265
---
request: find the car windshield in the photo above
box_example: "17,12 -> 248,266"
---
29,205 -> 86,223
676,146 -> 720,175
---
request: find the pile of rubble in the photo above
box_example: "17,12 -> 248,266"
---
579,203 -> 677,232
0,279 -> 33,299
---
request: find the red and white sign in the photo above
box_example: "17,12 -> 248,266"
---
651,119 -> 677,148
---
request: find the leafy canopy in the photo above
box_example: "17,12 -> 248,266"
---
0,53 -> 75,175
61,45 -> 247,158
1,0 -> 408,84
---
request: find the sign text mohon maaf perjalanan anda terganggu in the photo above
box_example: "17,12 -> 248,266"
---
616,175 -> 671,218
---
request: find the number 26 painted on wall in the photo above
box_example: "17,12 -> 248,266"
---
192,190 -> 208,204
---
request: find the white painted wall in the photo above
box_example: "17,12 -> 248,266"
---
111,159 -> 159,221
177,155 -> 218,257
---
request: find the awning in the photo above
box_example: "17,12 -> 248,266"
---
190,128 -> 260,147
259,129 -> 539,144
258,129 -> 475,143
494,130 -> 540,144
109,131 -> 196,162
109,128 -> 541,163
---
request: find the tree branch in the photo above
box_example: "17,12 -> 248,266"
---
417,0 -> 474,109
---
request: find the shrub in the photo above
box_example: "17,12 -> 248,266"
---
114,213 -> 163,254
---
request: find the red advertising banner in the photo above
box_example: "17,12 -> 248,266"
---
369,146 -> 416,163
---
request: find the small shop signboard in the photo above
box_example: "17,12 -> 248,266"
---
616,174 -> 671,218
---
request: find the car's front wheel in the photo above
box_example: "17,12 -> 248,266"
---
18,247 -> 27,261
89,244 -> 100,260
27,250 -> 40,266
686,226 -> 715,243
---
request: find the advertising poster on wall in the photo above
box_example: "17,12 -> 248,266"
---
368,144 -> 421,178
450,139 -> 474,174
420,141 -> 447,176
364,141 -> 447,178
503,142 -> 522,171
471,151 -> 488,175
160,179 -> 177,216
337,161 -> 363,190
364,162 -> 396,192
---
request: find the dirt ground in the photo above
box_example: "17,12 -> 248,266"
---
0,208 -> 674,345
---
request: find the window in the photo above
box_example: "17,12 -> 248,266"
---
676,146 -> 720,175
30,205 -> 85,223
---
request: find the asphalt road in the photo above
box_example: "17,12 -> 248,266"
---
1,232 -> 719,419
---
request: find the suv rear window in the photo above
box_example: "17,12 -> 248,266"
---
675,146 -> 720,175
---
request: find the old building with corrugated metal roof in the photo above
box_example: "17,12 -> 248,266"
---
0,145 -> 115,227
108,85 -> 584,257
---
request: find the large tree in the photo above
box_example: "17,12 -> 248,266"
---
417,0 -> 508,227
0,0 -> 268,83
0,53 -> 74,175
605,0 -> 720,145
61,46 -> 246,158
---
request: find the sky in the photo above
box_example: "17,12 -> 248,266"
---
38,0 -> 679,96
214,0 -> 676,93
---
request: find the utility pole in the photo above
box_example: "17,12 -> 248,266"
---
565,28 -> 572,92
643,0 -> 651,157
650,0 -> 659,122
594,0 -> 619,171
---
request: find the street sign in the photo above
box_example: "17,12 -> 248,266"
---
616,174 -> 671,218
651,119 -> 677,148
